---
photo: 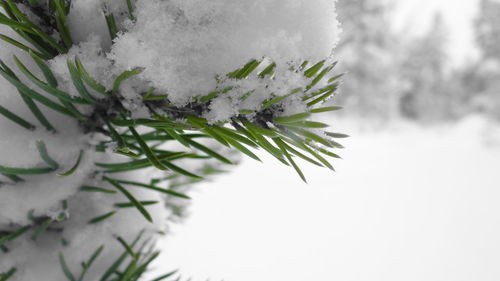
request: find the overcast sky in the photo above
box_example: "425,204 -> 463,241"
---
393,0 -> 480,65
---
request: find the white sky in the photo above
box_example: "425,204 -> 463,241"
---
393,0 -> 480,65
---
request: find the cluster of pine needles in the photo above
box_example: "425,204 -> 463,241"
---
0,0 -> 346,280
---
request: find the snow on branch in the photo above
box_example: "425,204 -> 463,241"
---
0,0 -> 344,280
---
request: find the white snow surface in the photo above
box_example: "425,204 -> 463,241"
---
61,0 -> 341,122
0,20 -> 168,281
149,115 -> 500,281
109,0 -> 341,105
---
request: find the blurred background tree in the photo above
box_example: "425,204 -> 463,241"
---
335,0 -> 403,120
398,14 -> 450,121
470,0 -> 500,120
475,0 -> 500,61
336,0 -> 500,123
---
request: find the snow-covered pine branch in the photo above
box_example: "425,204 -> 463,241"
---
0,0 -> 343,280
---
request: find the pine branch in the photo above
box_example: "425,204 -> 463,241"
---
0,0 -> 346,280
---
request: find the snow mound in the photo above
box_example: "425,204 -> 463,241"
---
109,0 -> 341,105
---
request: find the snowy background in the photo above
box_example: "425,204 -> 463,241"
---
149,0 -> 500,280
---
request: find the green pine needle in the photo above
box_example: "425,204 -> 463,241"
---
113,179 -> 191,199
125,0 -> 135,20
0,34 -> 50,59
77,245 -> 105,281
104,11 -> 118,40
51,0 -> 73,49
150,270 -> 178,281
0,267 -> 17,281
88,211 -> 117,224
129,127 -> 168,171
273,113 -> 311,124
59,252 -> 77,281
31,218 -> 53,241
95,152 -> 187,173
1,173 -> 24,183
274,138 -> 306,183
74,58 -> 108,95
0,165 -> 55,175
310,106 -> 343,113
183,138 -> 233,165
116,236 -> 138,259
99,230 -> 144,281
58,150 -> 84,177
0,60 -> 78,120
227,59 -> 261,79
304,60 -> 326,78
115,201 -> 158,208
67,60 -> 97,103
0,225 -> 31,248
80,185 -> 118,194
112,69 -> 142,95
0,104 -> 36,130
36,140 -> 59,169
104,176 -> 153,223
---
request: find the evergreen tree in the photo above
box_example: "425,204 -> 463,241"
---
399,14 -> 450,121
471,0 -> 500,119
335,0 -> 402,119
0,0 -> 344,280
475,0 -> 500,62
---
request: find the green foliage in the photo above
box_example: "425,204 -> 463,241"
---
0,267 -> 17,281
58,230 -> 181,281
0,0 -> 345,280
0,0 -> 69,57
0,225 -> 31,248
57,150 -> 84,176
58,232 -> 154,281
